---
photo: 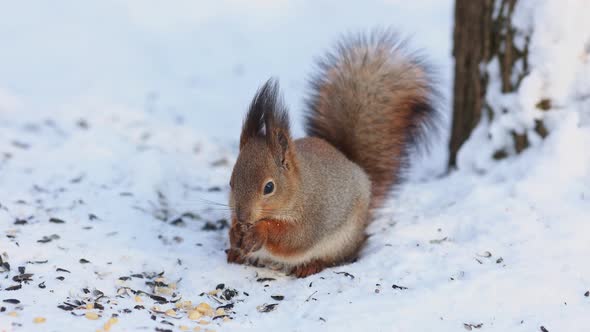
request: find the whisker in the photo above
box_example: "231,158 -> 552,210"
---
172,197 -> 231,207
168,204 -> 234,212
191,197 -> 230,207
164,203 -> 225,209
257,208 -> 299,216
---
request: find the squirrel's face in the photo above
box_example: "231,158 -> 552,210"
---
231,78 -> 296,225
229,137 -> 297,225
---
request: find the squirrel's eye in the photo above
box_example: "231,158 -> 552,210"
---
263,181 -> 275,195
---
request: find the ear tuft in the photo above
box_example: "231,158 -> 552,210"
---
240,79 -> 291,155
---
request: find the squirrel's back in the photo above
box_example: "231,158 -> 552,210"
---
294,136 -> 371,228
304,29 -> 440,208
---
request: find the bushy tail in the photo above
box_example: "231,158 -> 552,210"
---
304,29 -> 440,209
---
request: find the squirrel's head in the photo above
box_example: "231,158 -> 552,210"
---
229,79 -> 299,225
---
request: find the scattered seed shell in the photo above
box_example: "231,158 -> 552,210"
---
156,286 -> 173,295
334,271 -> 355,279
256,303 -> 278,313
196,302 -> 212,315
392,284 -> 409,290
477,251 -> 492,258
33,317 -> 46,324
177,301 -> 192,310
188,310 -> 202,320
85,312 -> 100,320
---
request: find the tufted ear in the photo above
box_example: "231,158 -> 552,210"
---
261,83 -> 292,169
239,78 -> 295,169
240,80 -> 279,149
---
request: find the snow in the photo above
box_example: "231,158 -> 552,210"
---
1,1 -> 590,332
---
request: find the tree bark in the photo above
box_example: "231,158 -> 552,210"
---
449,0 -> 528,168
448,0 -> 493,168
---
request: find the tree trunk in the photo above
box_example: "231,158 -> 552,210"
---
449,0 -> 535,168
448,0 -> 493,168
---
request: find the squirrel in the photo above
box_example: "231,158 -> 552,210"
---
226,30 -> 439,278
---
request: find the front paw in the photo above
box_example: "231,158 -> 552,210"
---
229,223 -> 244,248
226,248 -> 246,264
241,227 -> 264,254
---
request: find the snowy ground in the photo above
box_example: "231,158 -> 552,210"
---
1,1 -> 590,332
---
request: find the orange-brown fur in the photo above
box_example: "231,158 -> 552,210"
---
306,32 -> 438,207
226,29 -> 439,278
258,219 -> 303,257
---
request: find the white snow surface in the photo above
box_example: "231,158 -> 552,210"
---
1,1 -> 590,332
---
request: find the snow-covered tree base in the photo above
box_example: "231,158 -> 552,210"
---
457,0 -> 590,171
